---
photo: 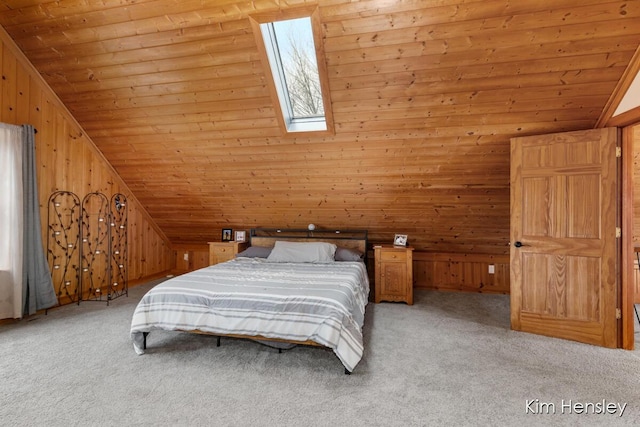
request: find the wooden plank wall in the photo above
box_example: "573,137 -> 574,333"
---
366,251 -> 509,295
3,17 -> 511,297
414,253 -> 510,294
172,244 -> 210,275
3,1 -> 637,257
0,29 -> 173,290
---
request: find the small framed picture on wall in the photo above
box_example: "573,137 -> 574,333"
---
235,230 -> 246,242
222,228 -> 233,242
393,234 -> 408,246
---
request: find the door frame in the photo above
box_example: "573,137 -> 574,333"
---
597,42 -> 640,349
621,124 -> 638,350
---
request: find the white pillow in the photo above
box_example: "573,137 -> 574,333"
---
266,241 -> 337,263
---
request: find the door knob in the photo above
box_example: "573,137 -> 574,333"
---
514,241 -> 524,248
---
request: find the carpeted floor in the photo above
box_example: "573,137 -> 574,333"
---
1,280 -> 639,426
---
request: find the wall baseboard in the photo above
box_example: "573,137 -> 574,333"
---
129,270 -> 174,288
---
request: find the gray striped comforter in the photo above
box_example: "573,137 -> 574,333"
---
130,258 -> 370,371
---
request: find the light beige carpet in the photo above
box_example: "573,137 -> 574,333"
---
1,280 -> 639,426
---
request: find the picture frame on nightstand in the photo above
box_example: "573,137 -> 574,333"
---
393,234 -> 408,246
221,228 -> 233,242
235,230 -> 246,242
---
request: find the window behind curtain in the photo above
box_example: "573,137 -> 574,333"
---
0,123 -> 24,319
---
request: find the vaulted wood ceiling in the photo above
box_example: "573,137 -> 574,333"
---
1,0 -> 639,254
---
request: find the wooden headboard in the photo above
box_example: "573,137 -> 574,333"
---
250,228 -> 368,255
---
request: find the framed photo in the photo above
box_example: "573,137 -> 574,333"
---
235,230 -> 246,242
221,228 -> 233,242
393,234 -> 408,246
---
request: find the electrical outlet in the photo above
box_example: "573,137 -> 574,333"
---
488,264 -> 495,274
183,252 -> 189,261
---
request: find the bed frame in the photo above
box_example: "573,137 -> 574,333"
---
144,227 -> 369,374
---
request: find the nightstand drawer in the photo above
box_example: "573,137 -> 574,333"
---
208,241 -> 248,266
379,250 -> 408,262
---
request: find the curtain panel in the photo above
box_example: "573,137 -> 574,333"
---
22,125 -> 57,315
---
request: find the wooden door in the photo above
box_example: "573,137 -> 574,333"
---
510,128 -> 620,348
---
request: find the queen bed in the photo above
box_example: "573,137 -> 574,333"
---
130,228 -> 369,373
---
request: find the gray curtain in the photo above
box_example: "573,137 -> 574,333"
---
22,124 -> 57,315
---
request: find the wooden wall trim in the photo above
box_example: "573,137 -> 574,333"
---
606,105 -> 640,128
596,43 -> 640,128
0,23 -> 171,247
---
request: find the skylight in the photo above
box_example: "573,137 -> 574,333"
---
250,9 -> 333,134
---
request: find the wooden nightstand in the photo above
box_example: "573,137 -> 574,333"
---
208,241 -> 249,266
374,245 -> 414,305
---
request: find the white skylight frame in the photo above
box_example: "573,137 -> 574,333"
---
260,19 -> 326,132
250,7 -> 334,135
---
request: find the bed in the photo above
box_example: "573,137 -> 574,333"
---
130,228 -> 370,373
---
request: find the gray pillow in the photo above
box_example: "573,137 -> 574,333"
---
335,246 -> 364,261
266,241 -> 336,263
235,246 -> 272,258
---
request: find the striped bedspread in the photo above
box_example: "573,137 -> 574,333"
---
130,258 -> 370,372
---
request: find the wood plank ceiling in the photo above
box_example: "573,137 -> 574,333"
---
1,0 -> 639,254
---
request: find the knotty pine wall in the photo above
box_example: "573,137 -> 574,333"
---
1,23 -> 509,297
0,29 -> 173,288
414,253 -> 509,294
5,1 -> 640,298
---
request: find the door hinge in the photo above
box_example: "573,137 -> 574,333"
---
616,227 -> 621,238
616,146 -> 622,157
616,308 -> 621,319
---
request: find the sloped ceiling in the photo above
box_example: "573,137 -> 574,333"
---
1,0 -> 639,254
